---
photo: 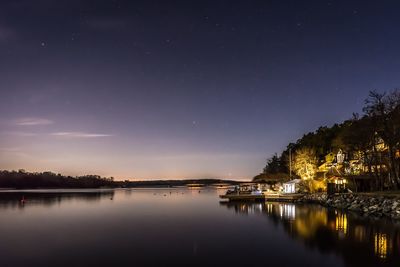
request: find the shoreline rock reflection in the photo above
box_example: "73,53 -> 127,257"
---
220,201 -> 400,266
0,190 -> 115,209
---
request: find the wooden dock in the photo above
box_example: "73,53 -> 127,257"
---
220,193 -> 303,202
264,193 -> 304,202
219,194 -> 265,201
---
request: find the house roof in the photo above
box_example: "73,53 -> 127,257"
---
284,179 -> 302,184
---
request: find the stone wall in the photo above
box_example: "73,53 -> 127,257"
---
296,193 -> 400,220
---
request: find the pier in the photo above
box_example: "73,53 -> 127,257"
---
220,193 -> 304,202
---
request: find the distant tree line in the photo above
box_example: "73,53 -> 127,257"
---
0,170 -> 240,189
256,89 -> 400,191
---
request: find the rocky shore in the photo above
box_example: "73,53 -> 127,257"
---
296,193 -> 400,220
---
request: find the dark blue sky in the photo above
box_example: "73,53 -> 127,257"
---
1,0 -> 400,179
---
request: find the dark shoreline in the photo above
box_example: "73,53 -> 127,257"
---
0,178 -> 239,191
0,170 -> 240,189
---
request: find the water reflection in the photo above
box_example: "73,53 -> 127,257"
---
279,203 -> 296,221
220,201 -> 400,266
0,189 -> 399,267
374,232 -> 392,259
0,189 -> 115,209
335,211 -> 348,237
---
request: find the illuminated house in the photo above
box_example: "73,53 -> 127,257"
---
283,179 -> 301,194
336,149 -> 345,164
319,149 -> 347,172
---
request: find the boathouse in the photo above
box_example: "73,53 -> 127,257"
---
283,179 -> 301,194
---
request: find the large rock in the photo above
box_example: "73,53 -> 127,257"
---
298,193 -> 400,220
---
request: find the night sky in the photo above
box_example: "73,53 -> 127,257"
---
1,0 -> 400,180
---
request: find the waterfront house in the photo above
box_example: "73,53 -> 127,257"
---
252,173 -> 291,192
283,179 -> 301,194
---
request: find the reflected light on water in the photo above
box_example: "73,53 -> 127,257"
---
1,189 -> 400,267
293,208 -> 327,239
374,233 -> 392,260
279,204 -> 296,221
354,225 -> 367,242
235,203 -> 263,214
335,211 -> 348,236
221,199 -> 400,266
266,203 -> 273,214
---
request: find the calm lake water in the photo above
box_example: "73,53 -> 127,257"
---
0,188 -> 399,267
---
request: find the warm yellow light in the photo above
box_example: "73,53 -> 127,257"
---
374,233 -> 389,259
335,213 -> 347,235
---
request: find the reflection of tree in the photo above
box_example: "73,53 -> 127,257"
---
292,206 -> 328,239
220,201 -> 400,267
0,190 -> 115,210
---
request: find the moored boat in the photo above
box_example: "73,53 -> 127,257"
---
220,183 -> 265,201
220,183 -> 304,202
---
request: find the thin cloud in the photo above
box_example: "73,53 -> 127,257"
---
51,132 -> 113,138
14,117 -> 53,126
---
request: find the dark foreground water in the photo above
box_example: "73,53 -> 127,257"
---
0,188 -> 399,267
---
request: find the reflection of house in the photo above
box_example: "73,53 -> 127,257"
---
283,179 -> 301,193
221,201 -> 400,263
279,203 -> 296,220
374,232 -> 392,259
335,211 -> 348,237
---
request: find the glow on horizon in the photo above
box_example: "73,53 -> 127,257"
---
0,119 -> 261,180
0,151 -> 257,181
